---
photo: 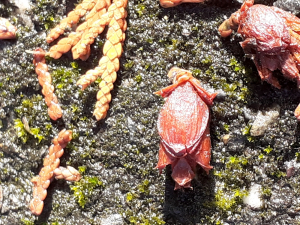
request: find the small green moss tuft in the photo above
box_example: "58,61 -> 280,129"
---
242,124 -> 255,142
15,95 -> 45,119
22,99 -> 33,108
30,127 -> 45,143
201,56 -> 212,65
14,118 -> 45,143
129,214 -> 165,225
70,61 -> 78,69
78,166 -> 86,174
14,118 -> 29,143
226,157 -> 248,178
71,104 -> 79,113
138,179 -> 150,195
261,187 -> 272,198
136,4 -> 146,17
43,16 -> 55,30
205,65 -> 215,76
223,124 -> 229,132
134,74 -> 142,83
51,67 -> 79,91
229,58 -> 245,73
70,176 -> 103,208
21,219 -> 34,225
126,192 -> 134,202
263,145 -> 273,154
192,68 -> 202,78
228,156 -> 248,166
271,170 -> 286,178
296,152 -> 300,161
215,189 -> 248,212
238,87 -> 250,102
258,154 -> 264,159
124,60 -> 134,70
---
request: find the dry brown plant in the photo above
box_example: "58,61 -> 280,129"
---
0,17 -> 17,39
30,129 -> 81,216
33,48 -> 63,120
39,0 -> 128,120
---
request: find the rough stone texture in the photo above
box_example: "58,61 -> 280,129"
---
274,0 -> 300,15
100,214 -> 124,225
243,183 -> 263,209
250,104 -> 280,136
0,0 -> 300,224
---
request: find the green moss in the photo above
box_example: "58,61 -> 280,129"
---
14,118 -> 29,143
52,67 -> 79,87
296,152 -> 300,161
70,176 -> 103,208
141,216 -> 165,225
242,124 -> 255,142
78,166 -> 86,174
213,155 -> 249,192
21,219 -> 34,225
97,39 -> 105,49
30,127 -> 45,143
129,216 -> 138,224
201,56 -> 212,65
14,118 -> 45,143
71,104 -> 79,113
43,123 -> 53,136
229,58 -> 245,73
36,0 -> 52,5
124,60 -> 134,70
56,83 -> 64,89
258,154 -> 264,159
34,0 -> 58,30
228,156 -> 248,166
138,179 -> 150,195
43,16 -> 55,30
70,62 -> 78,69
136,4 -> 146,17
192,68 -> 202,78
51,222 -> 60,225
261,187 -> 272,198
126,192 -> 134,202
271,170 -> 286,178
15,95 -> 44,118
123,162 -> 133,169
21,99 -> 33,108
129,215 -> 165,225
2,168 -> 7,174
223,83 -> 237,93
223,124 -> 229,132
214,189 -> 248,212
134,74 -> 142,83
80,151 -> 92,159
263,145 -> 273,154
238,87 -> 250,102
205,66 -> 216,76
247,136 -> 255,142
170,39 -> 178,50
146,38 -> 153,44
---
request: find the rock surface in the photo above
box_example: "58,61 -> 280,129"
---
0,0 -> 300,224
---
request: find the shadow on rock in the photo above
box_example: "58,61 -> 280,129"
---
163,166 -> 215,225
